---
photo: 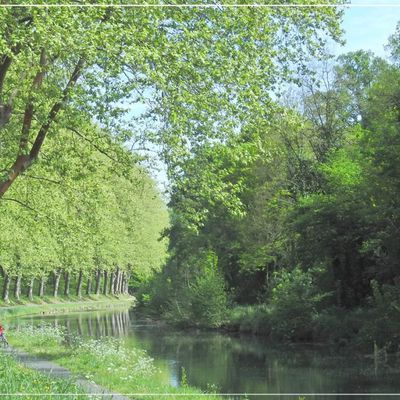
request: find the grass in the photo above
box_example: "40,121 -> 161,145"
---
0,294 -> 135,319
9,325 -> 223,400
0,351 -> 93,400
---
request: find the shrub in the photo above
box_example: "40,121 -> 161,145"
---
358,280 -> 400,350
162,250 -> 228,328
227,304 -> 272,334
269,267 -> 331,341
189,251 -> 228,328
137,272 -> 173,314
190,269 -> 227,328
312,306 -> 364,344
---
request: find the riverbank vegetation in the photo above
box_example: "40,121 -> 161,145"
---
9,325 -> 221,400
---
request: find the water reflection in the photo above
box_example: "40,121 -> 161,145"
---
12,310 -> 400,399
14,309 -> 131,338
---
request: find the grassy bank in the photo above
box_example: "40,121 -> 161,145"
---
0,351 -> 92,400
8,325 -> 222,400
0,294 -> 135,319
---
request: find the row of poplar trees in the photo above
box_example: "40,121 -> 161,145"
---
0,127 -> 169,302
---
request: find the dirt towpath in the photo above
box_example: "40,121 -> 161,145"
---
2,345 -> 131,400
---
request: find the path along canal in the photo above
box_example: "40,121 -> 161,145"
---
10,309 -> 400,399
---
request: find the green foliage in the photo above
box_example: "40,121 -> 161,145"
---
0,2 -> 344,199
0,0 -> 349,346
227,305 -> 272,335
269,268 -> 330,341
143,250 -> 227,328
358,281 -> 400,350
10,325 -> 221,400
143,19 -> 400,350
0,124 -> 169,301
4,1 -> 400,352
189,251 -> 228,328
319,146 -> 362,187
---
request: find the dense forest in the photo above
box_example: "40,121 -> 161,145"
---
1,3 -> 400,351
143,25 -> 400,351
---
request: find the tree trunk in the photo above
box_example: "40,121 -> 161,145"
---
103,271 -> 108,295
118,272 -> 124,295
39,276 -> 46,297
121,274 -> 125,295
27,277 -> 34,301
117,271 -> 124,294
114,268 -> 120,294
124,273 -> 130,294
64,271 -> 70,296
76,270 -> 83,298
86,278 -> 91,296
109,271 -> 115,295
14,275 -> 21,300
95,269 -> 101,295
119,272 -> 124,294
2,274 -> 10,303
121,274 -> 126,295
0,155 -> 32,198
53,271 -> 60,298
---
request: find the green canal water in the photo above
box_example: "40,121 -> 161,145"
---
12,309 -> 400,399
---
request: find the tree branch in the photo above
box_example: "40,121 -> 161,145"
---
0,56 -> 85,198
1,196 -> 69,230
29,56 -> 85,162
67,126 -> 121,164
20,48 -> 47,155
23,174 -> 61,185
1,197 -> 40,215
0,56 -> 12,97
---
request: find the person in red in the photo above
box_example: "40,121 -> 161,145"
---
0,324 -> 8,346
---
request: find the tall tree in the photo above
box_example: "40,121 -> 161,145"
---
0,2 -> 343,198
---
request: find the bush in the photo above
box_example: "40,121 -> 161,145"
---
137,272 -> 173,314
312,306 -> 364,344
269,267 -> 331,341
227,304 -> 272,334
357,280 -> 400,351
190,253 -> 228,327
163,250 -> 228,328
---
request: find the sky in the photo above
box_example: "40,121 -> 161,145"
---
334,0 -> 400,57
